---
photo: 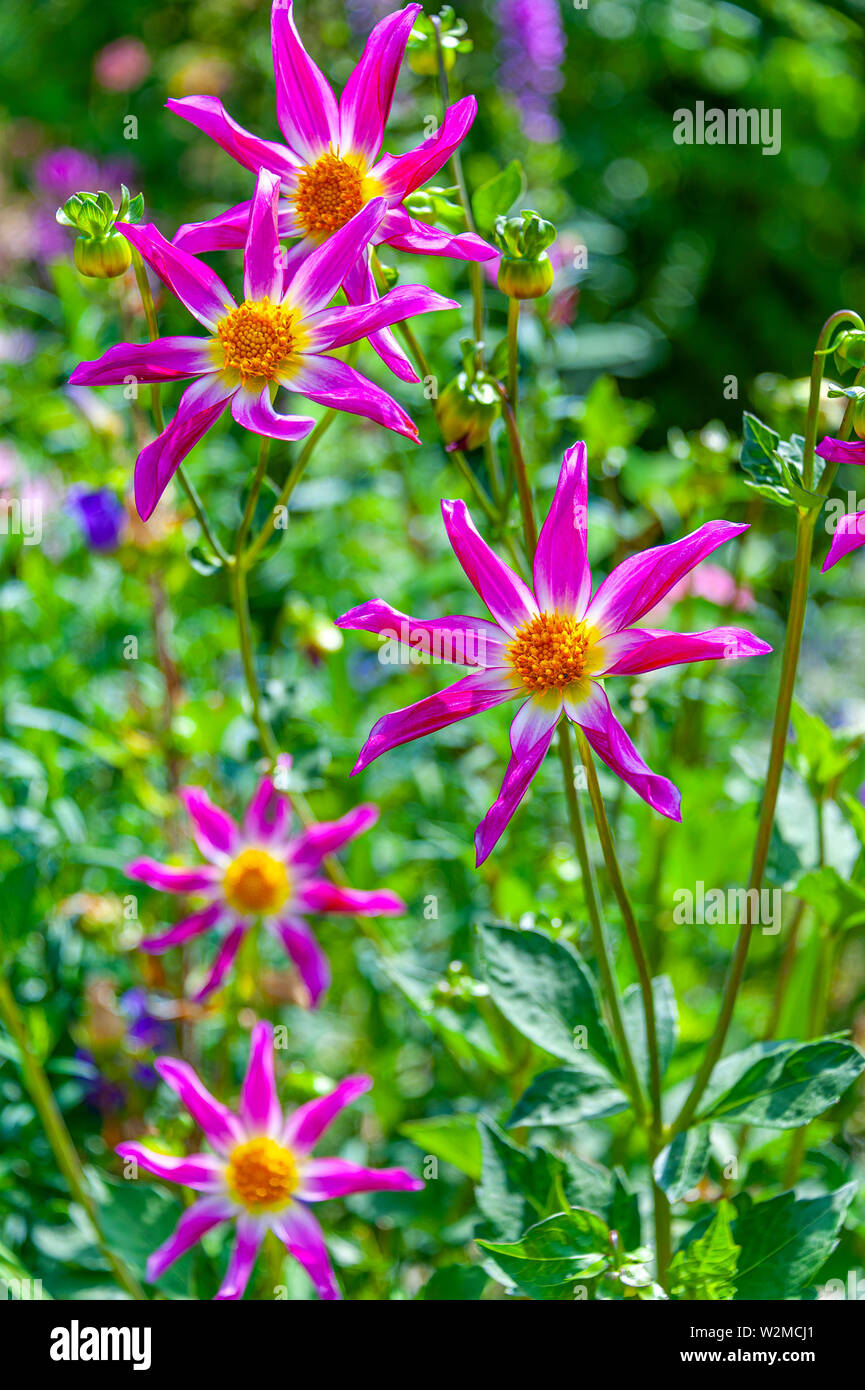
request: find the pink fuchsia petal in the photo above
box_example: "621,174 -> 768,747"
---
214,1214 -> 265,1300
599,626 -> 772,677
441,498 -> 539,635
69,336 -> 213,386
166,95 -> 300,182
290,804 -> 379,869
125,857 -> 220,895
174,199 -> 302,256
350,667 -> 519,774
372,95 -> 478,201
823,509 -> 865,570
280,353 -> 418,441
243,168 -> 286,303
569,684 -> 682,821
154,1057 -> 245,1152
230,383 -> 316,442
140,901 -> 224,954
338,4 -> 422,161
379,205 -> 497,261
285,198 -> 389,316
146,1196 -> 234,1281
240,1020 -> 282,1136
181,786 -> 239,863
334,598 -> 509,667
272,1204 -> 340,1300
244,758 -> 292,843
509,690 -> 564,758
304,285 -> 458,356
191,923 -> 247,1003
342,253 -> 416,383
118,222 -> 235,331
297,1157 -> 423,1201
115,1142 -> 226,1191
283,1074 -> 372,1152
271,0 -> 339,161
815,436 -> 865,466
533,442 -> 592,617
134,372 -> 235,521
271,917 -> 331,1008
584,521 -> 749,638
475,725 -> 557,865
297,881 -> 404,917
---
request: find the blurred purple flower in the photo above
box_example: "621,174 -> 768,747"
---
31,147 -> 135,261
94,38 -> 151,93
495,0 -> 564,143
66,485 -> 126,552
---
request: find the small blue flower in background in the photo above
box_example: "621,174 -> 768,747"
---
66,484 -> 125,551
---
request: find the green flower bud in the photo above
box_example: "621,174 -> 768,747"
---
438,343 -> 501,451
74,231 -> 132,279
854,396 -> 865,441
407,7 -> 472,78
494,209 -> 557,300
834,329 -> 865,373
56,184 -> 144,279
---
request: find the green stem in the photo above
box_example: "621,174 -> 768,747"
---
0,973 -> 146,1300
802,309 -> 864,489
499,388 -> 537,555
231,559 -> 278,765
245,411 -> 338,568
507,297 -> 520,408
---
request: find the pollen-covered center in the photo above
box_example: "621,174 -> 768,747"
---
226,1137 -> 298,1212
223,848 -> 290,916
507,612 -> 591,692
216,299 -> 295,380
294,152 -> 365,236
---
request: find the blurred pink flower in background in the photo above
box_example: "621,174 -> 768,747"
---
644,563 -> 756,624
495,0 -> 565,143
94,38 -> 151,93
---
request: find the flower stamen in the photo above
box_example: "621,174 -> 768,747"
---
507,612 -> 590,692
226,1137 -> 298,1212
294,152 -> 366,236
223,848 -> 290,916
216,299 -> 295,381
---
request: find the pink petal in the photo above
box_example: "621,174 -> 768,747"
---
533,442 -> 592,617
214,1214 -> 264,1300
230,383 -> 316,441
240,1020 -> 282,1135
125,857 -> 220,895
166,95 -> 300,182
69,336 -> 213,386
271,917 -> 331,1007
290,804 -> 379,868
509,691 -> 564,758
298,1157 -> 423,1201
298,881 -> 404,917
441,498 -> 539,635
280,353 -> 418,441
146,1196 -> 234,1282
115,1142 -> 226,1191
283,1074 -> 372,1152
584,521 -> 749,637
600,626 -> 772,676
244,759 -> 293,843
181,786 -> 239,863
140,902 -> 224,954
118,222 -> 235,331
272,1204 -> 340,1300
134,372 -> 235,521
153,1058 -> 245,1153
271,0 -> 339,161
568,684 -> 682,821
475,727 -> 556,865
380,205 -> 497,261
373,95 -> 478,201
304,285 -> 457,356
823,509 -> 865,570
191,923 -> 247,1003
243,169 -> 285,303
285,198 -> 389,316
342,253 -> 416,383
351,667 -> 518,774
338,4 -> 422,161
174,198 -> 302,256
334,597 -> 510,667
815,436 -> 865,466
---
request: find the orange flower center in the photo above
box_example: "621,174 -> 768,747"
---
294,152 -> 366,236
223,848 -> 290,916
226,1137 -> 298,1212
216,299 -> 295,380
507,612 -> 591,692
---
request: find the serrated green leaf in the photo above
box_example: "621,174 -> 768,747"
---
399,1113 -> 481,1181
472,160 -> 524,235
508,1061 -> 628,1128
669,1201 -> 739,1301
699,1037 -> 865,1128
654,1127 -> 711,1202
731,1183 -> 857,1300
478,1208 -> 612,1299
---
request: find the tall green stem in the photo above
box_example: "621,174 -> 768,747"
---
507,298 -> 520,408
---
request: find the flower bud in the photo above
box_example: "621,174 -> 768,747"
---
834,329 -> 865,373
407,7 -> 471,77
438,345 -> 501,451
494,209 -> 557,299
853,396 -> 865,441
56,183 -> 144,279
74,231 -> 132,279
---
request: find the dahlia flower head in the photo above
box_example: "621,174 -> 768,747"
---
816,435 -> 865,570
338,442 -> 772,863
117,1020 -> 422,1300
170,0 -> 495,382
126,757 -> 404,1006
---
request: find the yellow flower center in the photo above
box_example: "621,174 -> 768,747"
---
216,299 -> 295,381
223,849 -> 290,917
508,612 -> 591,693
226,1137 -> 298,1212
294,152 -> 367,236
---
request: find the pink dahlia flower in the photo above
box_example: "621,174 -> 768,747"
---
816,435 -> 865,571
170,0 -> 495,382
117,1020 -> 422,1299
126,759 -> 404,1005
337,442 -> 772,863
70,167 -> 456,519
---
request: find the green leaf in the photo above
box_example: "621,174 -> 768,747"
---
508,1062 -> 628,1128
399,1113 -> 481,1181
609,1170 -> 641,1250
478,1209 -> 611,1299
792,867 -> 865,932
478,922 -> 618,1074
188,542 -> 224,576
669,1202 -> 739,1301
476,1120 -> 560,1241
472,160 -> 524,235
621,975 -> 678,1090
739,413 -> 824,509
654,1128 -> 711,1202
698,1037 -> 865,1128
419,1265 -> 489,1300
731,1184 -> 857,1300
